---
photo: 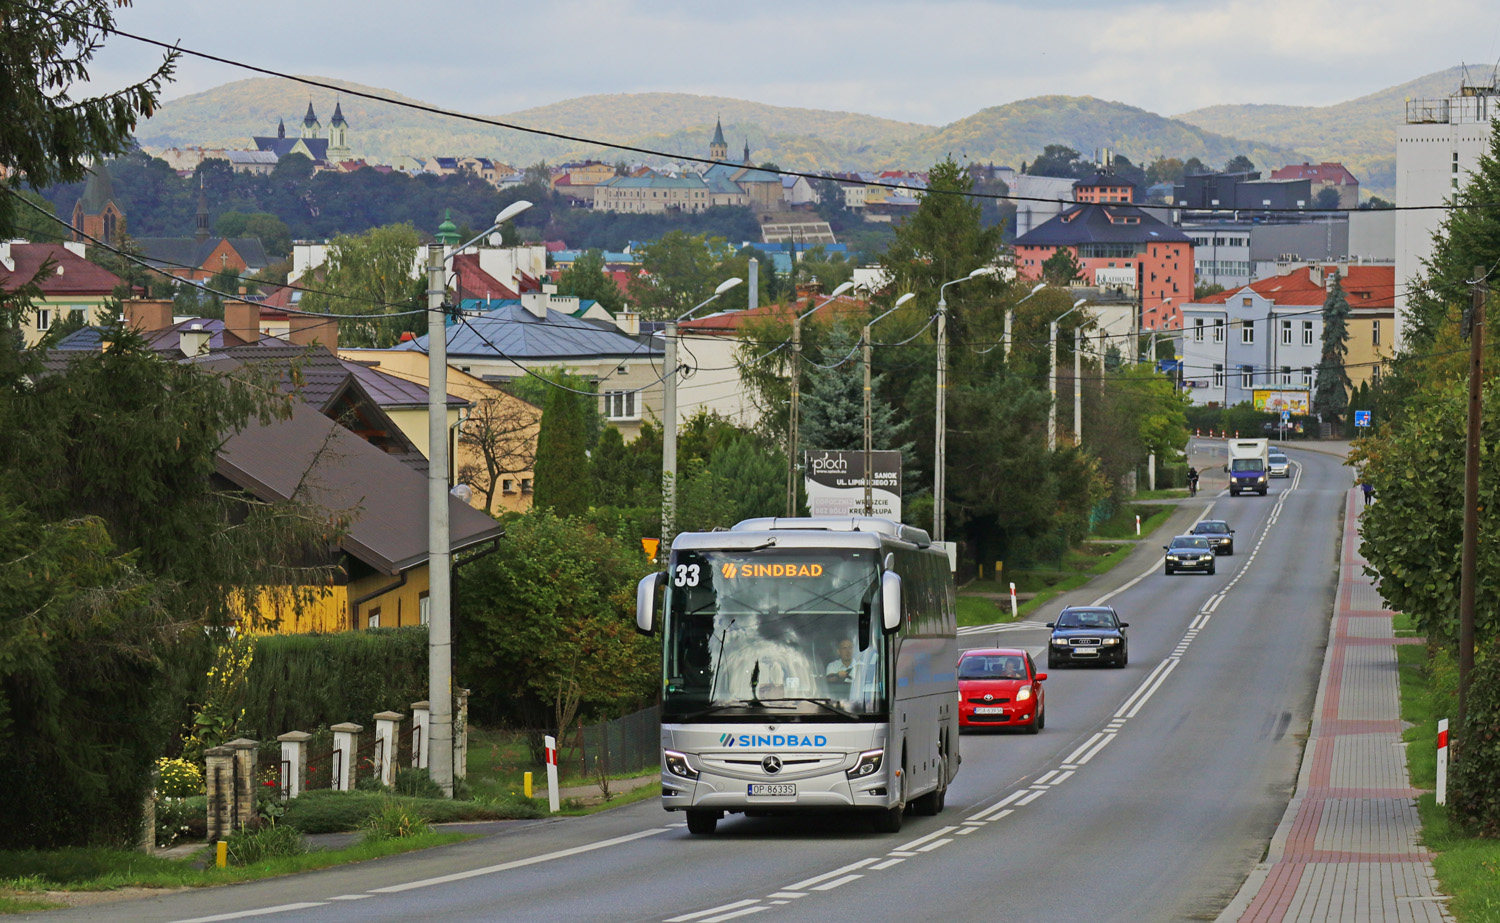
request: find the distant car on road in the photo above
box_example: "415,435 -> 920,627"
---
957,648 -> 1046,733
1164,534 -> 1216,575
1190,519 -> 1236,555
1047,606 -> 1129,669
1268,449 -> 1290,478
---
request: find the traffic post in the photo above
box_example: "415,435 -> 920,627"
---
1437,718 -> 1449,805
1136,514 -> 1141,536
545,734 -> 560,814
1009,582 -> 1018,620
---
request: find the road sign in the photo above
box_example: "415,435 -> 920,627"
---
641,538 -> 660,560
1280,410 -> 1291,425
1354,410 -> 1371,428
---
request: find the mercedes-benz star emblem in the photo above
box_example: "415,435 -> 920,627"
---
762,755 -> 782,775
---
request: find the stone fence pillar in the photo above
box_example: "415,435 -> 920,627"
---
374,711 -> 404,788
277,731 -> 312,800
331,722 -> 362,792
455,688 -> 471,781
226,739 -> 259,832
205,746 -> 234,842
410,701 -> 429,770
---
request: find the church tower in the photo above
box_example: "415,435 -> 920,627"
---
709,116 -> 728,161
195,179 -> 210,245
743,139 -> 752,166
327,99 -> 352,162
71,163 -> 125,246
301,101 -> 321,139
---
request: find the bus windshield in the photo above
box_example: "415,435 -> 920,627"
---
662,547 -> 885,721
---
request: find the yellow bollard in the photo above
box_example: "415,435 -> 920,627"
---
216,840 -> 227,869
524,771 -> 533,799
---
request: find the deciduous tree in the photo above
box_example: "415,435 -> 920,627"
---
297,223 -> 422,347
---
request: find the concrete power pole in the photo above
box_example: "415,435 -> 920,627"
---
425,243 -> 455,797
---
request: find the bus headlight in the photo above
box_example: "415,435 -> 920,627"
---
846,749 -> 884,779
664,750 -> 699,780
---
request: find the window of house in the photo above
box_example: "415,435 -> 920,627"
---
1213,364 -> 1224,388
1213,320 -> 1225,343
36,309 -> 50,331
1241,320 -> 1255,344
521,478 -> 533,494
1242,297 -> 1253,307
1372,320 -> 1381,346
419,592 -> 430,627
1281,319 -> 1292,345
1193,318 -> 1205,342
604,390 -> 638,420
1372,364 -> 1382,386
1240,365 -> 1255,388
502,478 -> 515,493
367,607 -> 381,629
1302,320 -> 1314,346
1301,366 -> 1313,386
1281,366 -> 1292,385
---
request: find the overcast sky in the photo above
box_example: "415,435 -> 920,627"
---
91,0 -> 1500,126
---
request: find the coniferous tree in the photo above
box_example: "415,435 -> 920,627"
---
533,387 -> 594,516
800,326 -> 911,469
1313,274 -> 1352,426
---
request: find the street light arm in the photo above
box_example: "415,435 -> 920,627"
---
865,292 -> 917,334
674,276 -> 743,324
449,200 -> 534,257
798,279 -> 857,320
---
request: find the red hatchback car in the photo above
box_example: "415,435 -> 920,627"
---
957,648 -> 1046,733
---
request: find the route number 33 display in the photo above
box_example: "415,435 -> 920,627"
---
674,564 -> 701,587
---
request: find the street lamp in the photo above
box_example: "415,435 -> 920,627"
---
425,199 -> 531,797
862,292 -> 917,515
786,280 -> 857,516
933,267 -> 996,542
1049,297 -> 1088,451
662,276 -> 743,546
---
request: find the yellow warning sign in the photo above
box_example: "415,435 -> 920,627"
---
641,538 -> 660,559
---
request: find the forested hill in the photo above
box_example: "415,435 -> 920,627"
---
1174,65 -> 1477,199
892,95 -> 1303,175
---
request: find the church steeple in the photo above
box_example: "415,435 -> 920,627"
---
277,117 -> 286,139
195,179 -> 210,245
743,139 -> 751,166
301,100 -> 321,139
327,98 -> 351,162
709,116 -> 728,161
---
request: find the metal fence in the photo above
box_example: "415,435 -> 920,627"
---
577,704 -> 660,779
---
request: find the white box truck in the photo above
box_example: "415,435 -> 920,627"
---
1226,438 -> 1270,496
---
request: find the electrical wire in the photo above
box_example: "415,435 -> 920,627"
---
26,1 -> 1499,216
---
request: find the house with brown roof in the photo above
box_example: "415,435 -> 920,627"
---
1269,163 -> 1360,209
1,241 -> 126,346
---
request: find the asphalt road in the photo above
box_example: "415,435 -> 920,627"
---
28,446 -> 1350,923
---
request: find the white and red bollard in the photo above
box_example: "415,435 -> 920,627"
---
545,734 -> 561,814
1437,718 -> 1449,806
1009,582 -> 1018,621
1135,514 -> 1141,536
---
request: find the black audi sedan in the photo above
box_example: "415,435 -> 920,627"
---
1046,606 -> 1129,669
1164,534 -> 1216,575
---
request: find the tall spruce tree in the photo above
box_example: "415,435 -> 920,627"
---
1313,274 -> 1352,426
799,325 -> 912,469
533,387 -> 594,516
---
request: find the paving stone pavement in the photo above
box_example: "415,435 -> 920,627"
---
1218,488 -> 1452,922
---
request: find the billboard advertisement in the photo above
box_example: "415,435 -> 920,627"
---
1252,390 -> 1311,414
804,449 -> 902,521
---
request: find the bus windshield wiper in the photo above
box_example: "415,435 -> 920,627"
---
757,697 -> 860,720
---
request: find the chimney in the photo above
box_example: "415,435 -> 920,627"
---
616,311 -> 640,336
123,299 -> 174,332
179,323 -> 211,356
520,291 -> 548,319
288,312 -> 338,350
223,300 -> 260,346
748,258 -> 758,310
1308,266 -> 1324,288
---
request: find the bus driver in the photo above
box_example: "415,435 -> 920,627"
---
825,638 -> 856,685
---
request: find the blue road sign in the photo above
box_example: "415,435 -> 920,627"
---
1354,410 -> 1371,427
1280,410 -> 1291,424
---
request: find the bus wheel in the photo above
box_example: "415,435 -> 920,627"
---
912,757 -> 946,816
685,810 -> 720,835
872,803 -> 904,833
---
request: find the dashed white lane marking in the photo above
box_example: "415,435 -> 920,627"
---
1074,733 -> 1116,766
1063,733 -> 1105,764
702,907 -> 770,922
370,827 -> 670,894
168,905 -> 329,923
1017,789 -> 1047,805
917,839 -> 953,852
969,790 -> 1027,821
871,857 -> 908,869
811,875 -> 865,891
666,900 -> 762,922
786,858 -> 879,891
893,827 -> 958,852
327,895 -> 371,901
1114,659 -> 1176,718
768,892 -> 805,899
1121,659 -> 1181,719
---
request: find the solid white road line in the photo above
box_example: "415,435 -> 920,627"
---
666,900 -> 762,922
169,904 -> 329,923
369,827 -> 670,894
786,858 -> 879,891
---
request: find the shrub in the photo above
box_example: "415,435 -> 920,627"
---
281,790 -> 539,834
155,795 -> 206,848
224,823 -> 306,866
361,799 -> 431,842
1449,645 -> 1500,836
394,768 -> 444,800
155,758 -> 204,798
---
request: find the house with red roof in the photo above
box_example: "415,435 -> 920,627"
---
1269,163 -> 1360,209
1013,173 -> 1194,331
1,241 -> 126,346
1180,263 -> 1393,407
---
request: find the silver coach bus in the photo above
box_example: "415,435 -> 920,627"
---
635,517 -> 958,834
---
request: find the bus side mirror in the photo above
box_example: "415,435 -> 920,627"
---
636,571 -> 665,635
881,570 -> 903,633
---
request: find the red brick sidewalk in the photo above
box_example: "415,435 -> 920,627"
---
1219,489 -> 1451,922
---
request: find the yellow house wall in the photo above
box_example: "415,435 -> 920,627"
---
350,564 -> 432,630
1346,311 -> 1394,389
243,563 -> 434,634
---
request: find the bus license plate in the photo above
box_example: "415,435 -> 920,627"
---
974,707 -> 1005,715
748,783 -> 795,796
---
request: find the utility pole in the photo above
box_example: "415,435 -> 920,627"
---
661,319 -> 680,545
1457,266 -> 1486,736
863,293 -> 915,515
1074,326 -> 1082,445
425,243 -> 455,797
786,314 -> 803,517
935,298 -> 948,539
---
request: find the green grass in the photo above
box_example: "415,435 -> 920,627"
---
0,832 -> 468,898
0,894 -> 63,914
281,789 -> 540,834
1394,638 -> 1500,921
1089,504 -> 1175,541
